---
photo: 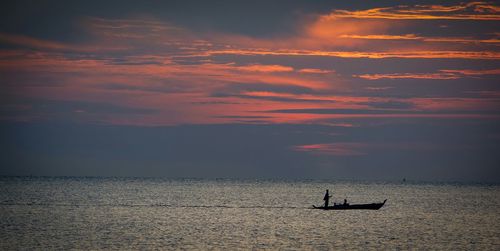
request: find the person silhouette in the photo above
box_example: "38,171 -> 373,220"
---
323,189 -> 332,207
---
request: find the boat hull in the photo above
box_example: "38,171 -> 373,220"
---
313,199 -> 386,210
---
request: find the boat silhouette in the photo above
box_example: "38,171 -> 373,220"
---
313,199 -> 386,210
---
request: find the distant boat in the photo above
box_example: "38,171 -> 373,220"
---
312,199 -> 386,210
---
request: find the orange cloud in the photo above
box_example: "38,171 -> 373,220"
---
356,73 -> 460,80
0,49 -> 343,125
2,8 -> 499,126
423,37 -> 500,44
0,50 -> 331,89
439,68 -> 500,75
356,68 -> 500,80
2,47 -> 498,124
205,49 -> 500,60
298,68 -> 335,74
4,11 -> 497,63
410,97 -> 500,112
292,143 -> 367,156
234,64 -> 294,73
340,34 -> 500,44
339,34 -> 421,40
325,2 -> 500,20
303,15 -> 390,46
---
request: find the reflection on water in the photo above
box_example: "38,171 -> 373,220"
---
1,177 -> 499,249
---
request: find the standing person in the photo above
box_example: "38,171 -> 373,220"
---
323,189 -> 332,207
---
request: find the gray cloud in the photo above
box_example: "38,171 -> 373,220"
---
360,101 -> 415,110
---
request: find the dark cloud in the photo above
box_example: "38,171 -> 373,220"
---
361,101 -> 415,110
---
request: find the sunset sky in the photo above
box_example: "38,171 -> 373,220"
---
1,1 -> 499,181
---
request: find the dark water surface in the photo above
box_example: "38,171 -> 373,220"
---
1,176 -> 499,250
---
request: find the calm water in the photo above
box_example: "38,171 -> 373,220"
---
1,177 -> 499,250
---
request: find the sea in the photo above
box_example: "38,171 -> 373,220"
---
1,176 -> 499,250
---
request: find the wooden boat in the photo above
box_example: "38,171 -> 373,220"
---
312,199 -> 386,210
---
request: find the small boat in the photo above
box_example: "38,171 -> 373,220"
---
312,199 -> 386,210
